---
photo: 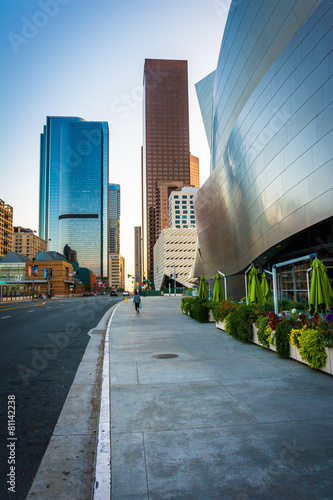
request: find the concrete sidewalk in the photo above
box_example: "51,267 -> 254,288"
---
109,297 -> 333,499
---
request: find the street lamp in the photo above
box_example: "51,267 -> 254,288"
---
47,239 -> 52,298
31,257 -> 35,300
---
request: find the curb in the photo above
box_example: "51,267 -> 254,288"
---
92,301 -> 123,499
27,303 -> 118,499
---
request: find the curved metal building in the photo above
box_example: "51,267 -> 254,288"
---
195,0 -> 333,296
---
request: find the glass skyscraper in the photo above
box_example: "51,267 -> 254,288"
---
39,117 -> 109,278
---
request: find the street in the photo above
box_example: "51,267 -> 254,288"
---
0,295 -> 123,500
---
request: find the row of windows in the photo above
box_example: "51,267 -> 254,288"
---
175,215 -> 195,219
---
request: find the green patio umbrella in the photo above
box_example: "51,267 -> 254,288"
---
212,273 -> 225,302
247,267 -> 263,304
261,272 -> 272,302
198,275 -> 208,300
309,259 -> 332,314
319,262 -> 333,309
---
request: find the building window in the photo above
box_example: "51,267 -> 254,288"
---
176,225 -> 180,228
182,215 -> 187,219
175,210 -> 180,214
174,195 -> 179,199
183,210 -> 188,214
175,215 -> 180,219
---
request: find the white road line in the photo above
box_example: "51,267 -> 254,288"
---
46,306 -> 52,309
1,316 -> 11,319
28,310 -> 35,313
93,301 -> 122,499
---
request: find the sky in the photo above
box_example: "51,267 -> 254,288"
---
0,0 -> 231,288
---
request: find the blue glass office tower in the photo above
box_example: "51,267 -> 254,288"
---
194,0 -> 333,298
39,117 -> 109,277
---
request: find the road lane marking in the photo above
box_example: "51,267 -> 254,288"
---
0,304 -> 47,312
28,310 -> 35,313
46,306 -> 52,309
1,316 -> 11,319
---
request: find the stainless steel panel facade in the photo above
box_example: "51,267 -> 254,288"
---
195,0 -> 333,279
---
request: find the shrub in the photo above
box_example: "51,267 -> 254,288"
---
257,317 -> 272,349
278,298 -> 292,310
289,328 -> 304,349
274,319 -> 292,358
298,329 -> 327,369
181,296 -> 193,313
225,304 -> 254,343
184,297 -> 210,323
317,318 -> 333,348
212,300 -> 239,322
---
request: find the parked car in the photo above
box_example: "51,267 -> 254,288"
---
110,290 -> 118,296
123,291 -> 130,296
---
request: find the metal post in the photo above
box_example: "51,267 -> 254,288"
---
306,268 -> 312,302
217,270 -> 228,300
244,263 -> 254,304
174,264 -> 176,297
272,267 -> 278,315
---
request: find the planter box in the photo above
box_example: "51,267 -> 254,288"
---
251,324 -> 333,375
216,320 -> 226,331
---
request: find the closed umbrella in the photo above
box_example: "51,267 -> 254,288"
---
309,259 -> 327,314
309,259 -> 333,314
319,262 -> 333,310
261,272 -> 272,302
248,267 -> 263,304
212,273 -> 225,302
198,275 -> 208,300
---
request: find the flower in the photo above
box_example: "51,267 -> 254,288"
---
291,308 -> 297,314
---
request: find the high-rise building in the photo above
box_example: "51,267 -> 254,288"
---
142,59 -> 191,284
0,199 -> 13,257
109,253 -> 125,290
39,117 -> 109,278
39,116 -> 84,247
134,226 -> 142,283
108,184 -> 120,254
13,227 -> 46,259
190,154 -> 200,188
169,187 -> 199,229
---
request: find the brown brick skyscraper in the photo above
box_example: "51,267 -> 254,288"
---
142,59 -> 191,285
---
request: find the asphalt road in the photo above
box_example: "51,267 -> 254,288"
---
0,295 -> 123,500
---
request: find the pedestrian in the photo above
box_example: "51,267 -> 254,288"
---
133,290 -> 141,313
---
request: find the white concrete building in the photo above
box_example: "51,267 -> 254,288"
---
168,187 -> 198,229
153,228 -> 197,290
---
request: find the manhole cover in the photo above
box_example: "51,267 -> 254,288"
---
152,354 -> 179,359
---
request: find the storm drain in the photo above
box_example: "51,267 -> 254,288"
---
153,354 -> 179,359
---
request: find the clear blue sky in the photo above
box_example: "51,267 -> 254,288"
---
0,0 -> 230,283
